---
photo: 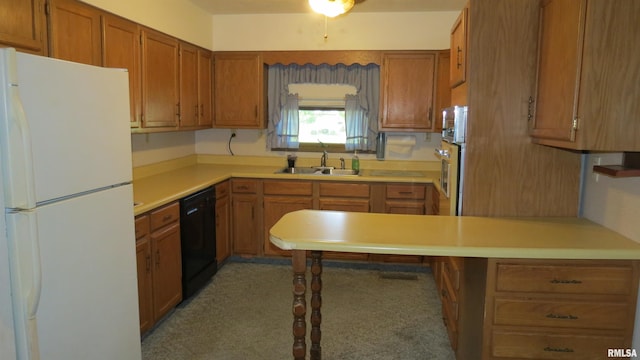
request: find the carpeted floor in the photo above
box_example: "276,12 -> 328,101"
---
141,260 -> 455,360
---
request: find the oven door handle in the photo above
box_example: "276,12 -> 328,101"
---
436,148 -> 450,159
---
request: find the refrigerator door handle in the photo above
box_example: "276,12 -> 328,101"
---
1,48 -> 37,210
6,211 -> 42,359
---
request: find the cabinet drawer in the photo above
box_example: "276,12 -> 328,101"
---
216,181 -> 230,199
231,179 -> 258,193
442,267 -> 458,320
150,202 -> 179,232
386,184 -> 425,200
443,257 -> 461,292
135,215 -> 150,240
494,298 -> 630,330
491,329 -> 626,360
264,181 -> 313,196
495,263 -> 634,295
319,183 -> 370,198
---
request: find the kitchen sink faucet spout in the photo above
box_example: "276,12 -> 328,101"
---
320,150 -> 328,167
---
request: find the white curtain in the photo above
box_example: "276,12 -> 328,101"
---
267,63 -> 379,150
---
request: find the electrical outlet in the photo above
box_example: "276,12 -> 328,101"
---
592,156 -> 601,182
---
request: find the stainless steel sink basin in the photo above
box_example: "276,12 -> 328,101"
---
320,168 -> 359,176
275,167 -> 359,176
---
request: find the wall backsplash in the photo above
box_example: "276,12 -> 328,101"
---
131,132 -> 196,168
194,128 -> 442,166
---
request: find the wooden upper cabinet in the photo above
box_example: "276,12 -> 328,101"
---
179,42 -> 199,128
531,0 -> 640,151
47,0 -> 101,65
379,51 -> 436,131
141,28 -> 179,130
434,50 -> 451,133
450,5 -> 468,88
102,14 -> 141,128
214,53 -> 266,129
197,49 -> 213,127
179,43 -> 213,129
0,0 -> 47,55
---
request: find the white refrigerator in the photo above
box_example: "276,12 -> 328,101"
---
0,48 -> 141,360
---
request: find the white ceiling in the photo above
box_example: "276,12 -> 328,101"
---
190,0 -> 467,15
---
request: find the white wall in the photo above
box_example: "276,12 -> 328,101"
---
582,153 -> 640,242
80,0 -> 214,49
211,12 -> 458,51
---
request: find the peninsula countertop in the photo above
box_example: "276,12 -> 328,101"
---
269,210 -> 640,260
132,160 -> 439,216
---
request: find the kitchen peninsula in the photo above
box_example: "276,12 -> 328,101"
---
270,210 -> 640,360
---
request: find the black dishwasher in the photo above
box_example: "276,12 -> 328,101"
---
180,186 -> 217,300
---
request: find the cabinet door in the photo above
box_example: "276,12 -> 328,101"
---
264,197 -> 313,256
102,14 -> 141,128
197,49 -> 213,127
530,0 -> 584,143
215,194 -> 230,263
48,0 -> 101,65
450,7 -> 468,87
151,222 -> 182,322
141,28 -> 179,129
179,42 -> 199,128
0,0 -> 47,55
214,53 -> 264,128
135,236 -> 153,333
380,52 -> 436,131
434,51 -> 451,133
231,194 -> 260,255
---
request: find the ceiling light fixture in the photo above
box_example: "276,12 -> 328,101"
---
308,0 -> 355,18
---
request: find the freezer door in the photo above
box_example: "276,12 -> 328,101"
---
7,184 -> 141,360
1,49 -> 133,208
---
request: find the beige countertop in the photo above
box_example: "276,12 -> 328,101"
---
132,160 -> 438,216
269,210 -> 640,260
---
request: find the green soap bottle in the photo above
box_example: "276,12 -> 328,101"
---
351,151 -> 360,171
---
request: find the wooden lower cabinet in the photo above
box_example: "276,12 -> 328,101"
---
454,258 -> 640,360
231,179 -> 262,255
376,183 -> 429,263
263,180 -> 313,256
229,179 -> 434,263
135,201 -> 182,333
134,215 -> 153,333
318,182 -> 370,261
215,181 -> 231,264
441,257 -> 462,351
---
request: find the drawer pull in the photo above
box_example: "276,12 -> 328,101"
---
162,215 -> 172,222
546,313 -> 578,320
544,347 -> 574,353
550,279 -> 582,284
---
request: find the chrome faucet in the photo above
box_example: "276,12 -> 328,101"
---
320,150 -> 328,167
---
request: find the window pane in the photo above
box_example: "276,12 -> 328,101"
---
298,109 -> 346,144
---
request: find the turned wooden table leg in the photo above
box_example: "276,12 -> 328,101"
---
292,250 -> 307,360
310,251 -> 323,360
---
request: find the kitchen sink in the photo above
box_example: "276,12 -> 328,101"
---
275,167 -> 359,176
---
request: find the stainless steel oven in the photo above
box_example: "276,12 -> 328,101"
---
438,106 -> 467,215
442,106 -> 468,144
